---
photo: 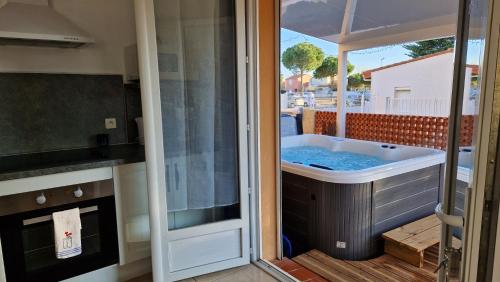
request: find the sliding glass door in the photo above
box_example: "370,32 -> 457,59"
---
135,0 -> 250,280
438,0 -> 489,280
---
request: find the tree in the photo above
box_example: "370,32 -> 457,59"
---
348,73 -> 369,90
313,56 -> 354,89
282,42 -> 324,91
403,37 -> 455,58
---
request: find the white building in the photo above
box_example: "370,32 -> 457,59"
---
362,49 -> 478,116
310,76 -> 332,88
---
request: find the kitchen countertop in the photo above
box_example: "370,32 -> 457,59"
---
0,144 -> 145,181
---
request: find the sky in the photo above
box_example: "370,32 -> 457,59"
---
280,28 -> 483,78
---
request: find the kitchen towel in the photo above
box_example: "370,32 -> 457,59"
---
53,208 -> 82,259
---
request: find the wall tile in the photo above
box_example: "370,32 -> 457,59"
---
0,73 -> 130,156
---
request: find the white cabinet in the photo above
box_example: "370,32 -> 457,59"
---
113,162 -> 151,265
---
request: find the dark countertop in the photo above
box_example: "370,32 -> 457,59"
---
0,144 -> 145,182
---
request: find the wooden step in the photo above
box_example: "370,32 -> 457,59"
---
382,215 -> 441,246
382,214 -> 461,268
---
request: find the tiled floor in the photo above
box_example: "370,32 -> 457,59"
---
127,264 -> 278,282
271,258 -> 326,282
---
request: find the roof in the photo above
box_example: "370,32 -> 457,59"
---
281,0 -> 486,51
362,49 -> 479,80
285,73 -> 312,80
467,64 -> 480,77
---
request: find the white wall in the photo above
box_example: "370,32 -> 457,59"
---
0,0 -> 137,77
371,52 -> 475,116
310,77 -> 331,87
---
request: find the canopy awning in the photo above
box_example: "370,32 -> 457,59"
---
282,0 -> 485,51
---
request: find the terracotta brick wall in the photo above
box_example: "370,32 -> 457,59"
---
313,112 -> 475,150
314,111 -> 337,136
346,114 -> 449,149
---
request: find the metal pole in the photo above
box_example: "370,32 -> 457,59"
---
337,47 -> 348,137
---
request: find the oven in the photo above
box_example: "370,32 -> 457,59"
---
0,180 -> 119,282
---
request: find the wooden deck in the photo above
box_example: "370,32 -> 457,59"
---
291,247 -> 439,282
273,216 -> 463,281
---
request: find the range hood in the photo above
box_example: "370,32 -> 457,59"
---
0,0 -> 95,48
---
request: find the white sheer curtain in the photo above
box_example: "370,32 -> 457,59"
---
160,0 -> 239,213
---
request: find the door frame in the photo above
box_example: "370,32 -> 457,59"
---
438,0 -> 470,280
244,0 -> 283,264
238,1 -> 295,280
263,0 -> 500,281
463,0 -> 500,280
134,0 -> 251,280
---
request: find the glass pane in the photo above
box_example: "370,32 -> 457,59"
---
453,0 -> 488,238
22,213 -> 101,272
153,0 -> 241,230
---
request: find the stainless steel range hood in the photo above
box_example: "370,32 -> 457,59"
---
0,0 -> 95,48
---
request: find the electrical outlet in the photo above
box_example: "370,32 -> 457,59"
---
336,241 -> 346,248
105,118 -> 117,129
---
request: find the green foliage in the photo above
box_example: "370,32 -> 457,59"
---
313,56 -> 337,79
282,42 -> 324,90
313,56 -> 354,79
282,42 -> 324,74
402,37 -> 455,58
348,73 -> 369,90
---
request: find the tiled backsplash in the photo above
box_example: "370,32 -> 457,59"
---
0,73 -> 142,156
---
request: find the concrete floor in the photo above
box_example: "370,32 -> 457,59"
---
127,264 -> 278,282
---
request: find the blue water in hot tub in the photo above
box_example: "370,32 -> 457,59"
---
281,146 -> 393,171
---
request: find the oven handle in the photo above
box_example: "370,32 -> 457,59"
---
22,206 -> 98,226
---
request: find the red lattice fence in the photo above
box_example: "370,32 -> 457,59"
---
313,112 -> 475,150
314,111 -> 337,136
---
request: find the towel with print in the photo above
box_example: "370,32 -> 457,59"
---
53,208 -> 82,259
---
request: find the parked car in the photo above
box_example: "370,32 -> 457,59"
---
287,92 -> 315,108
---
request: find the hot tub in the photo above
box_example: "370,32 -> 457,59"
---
281,134 -> 446,260
454,148 -> 474,238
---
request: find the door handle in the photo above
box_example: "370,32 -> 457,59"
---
435,203 -> 463,228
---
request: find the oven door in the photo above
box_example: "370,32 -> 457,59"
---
0,196 -> 118,282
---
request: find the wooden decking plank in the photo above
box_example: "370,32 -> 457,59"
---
377,255 -> 436,281
422,260 -> 437,274
384,239 -> 424,267
349,260 -> 405,282
291,249 -> 438,282
426,244 -> 440,255
400,225 -> 441,252
342,260 -> 399,282
424,249 -> 439,263
307,250 -> 385,282
368,256 -> 429,282
293,254 -> 353,282
423,245 -> 439,273
382,215 -> 441,242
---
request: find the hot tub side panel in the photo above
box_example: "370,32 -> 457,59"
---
319,181 -> 375,260
372,164 -> 443,237
455,180 -> 467,216
282,172 -> 375,260
453,180 -> 468,238
282,172 -> 322,256
282,164 -> 443,260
